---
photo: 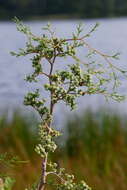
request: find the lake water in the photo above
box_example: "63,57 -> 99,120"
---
1,18 -> 127,122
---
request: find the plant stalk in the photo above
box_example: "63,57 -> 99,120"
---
38,58 -> 55,190
38,155 -> 47,190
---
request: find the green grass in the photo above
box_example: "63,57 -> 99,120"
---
0,108 -> 127,190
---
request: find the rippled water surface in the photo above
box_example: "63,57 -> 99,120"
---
1,18 -> 127,119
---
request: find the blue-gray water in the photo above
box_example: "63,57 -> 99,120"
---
1,18 -> 127,123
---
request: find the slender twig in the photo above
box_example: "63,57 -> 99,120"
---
52,48 -> 57,64
40,72 -> 50,78
46,172 -> 66,183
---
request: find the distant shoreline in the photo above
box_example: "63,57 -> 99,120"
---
0,14 -> 127,22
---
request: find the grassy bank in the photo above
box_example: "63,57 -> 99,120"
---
0,109 -> 127,190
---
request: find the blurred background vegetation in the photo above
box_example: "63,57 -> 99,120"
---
1,109 -> 127,190
1,0 -> 127,20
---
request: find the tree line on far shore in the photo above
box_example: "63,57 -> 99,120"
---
0,0 -> 127,19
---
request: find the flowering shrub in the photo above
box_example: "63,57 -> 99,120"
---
9,18 -> 127,190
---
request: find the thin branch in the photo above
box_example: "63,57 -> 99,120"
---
40,72 -> 50,78
52,48 -> 57,64
46,172 -> 66,183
